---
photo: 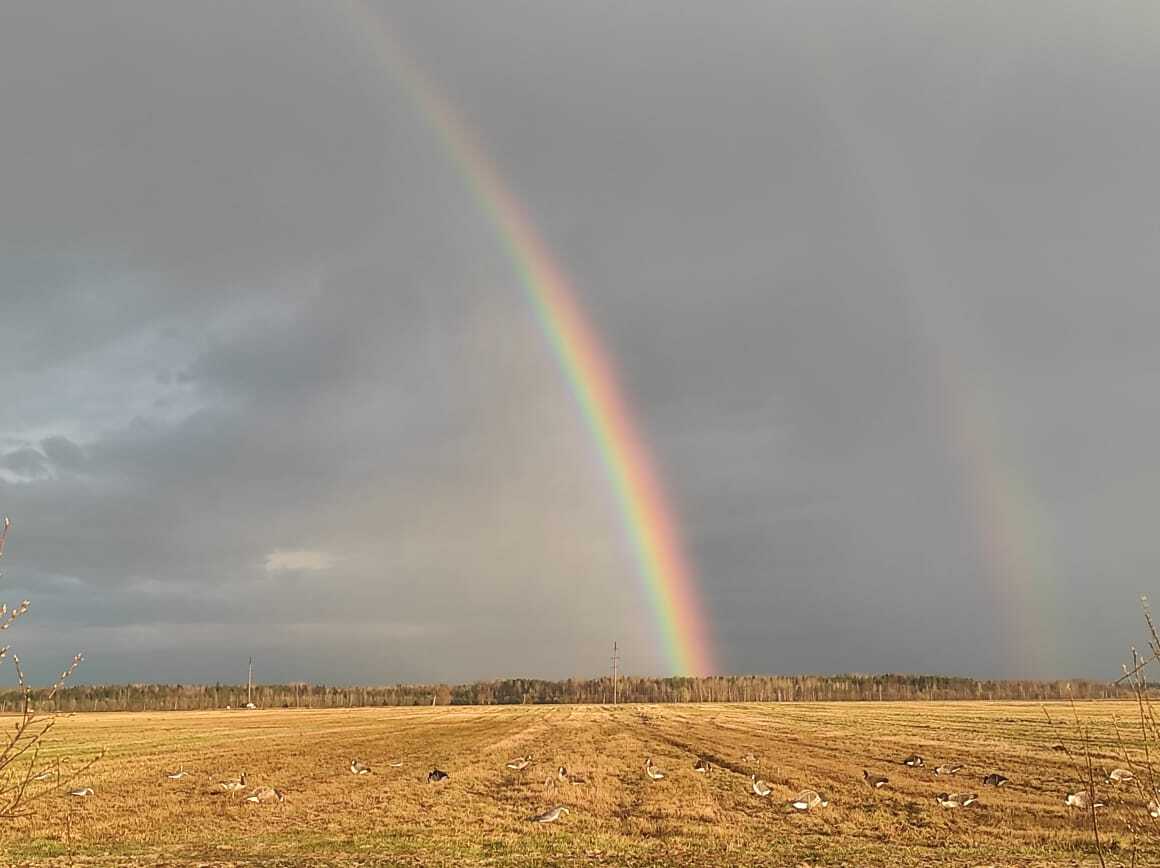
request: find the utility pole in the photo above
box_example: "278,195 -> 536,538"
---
247,657 -> 253,707
611,641 -> 620,705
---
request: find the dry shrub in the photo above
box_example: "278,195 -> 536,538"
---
0,515 -> 100,818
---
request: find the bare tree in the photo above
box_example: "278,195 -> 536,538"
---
0,515 -> 100,818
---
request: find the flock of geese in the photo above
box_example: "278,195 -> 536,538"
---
60,749 -> 1160,825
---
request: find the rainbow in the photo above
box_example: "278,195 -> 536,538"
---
343,3 -> 718,676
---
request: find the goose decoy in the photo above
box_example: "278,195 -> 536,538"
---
219,772 -> 247,792
901,754 -> 924,768
506,755 -> 532,771
750,774 -> 772,797
936,792 -> 978,808
1106,768 -> 1134,784
555,767 -> 570,783
31,770 -> 54,782
1148,799 -> 1160,819
165,768 -> 188,780
68,787 -> 94,797
530,805 -> 569,823
427,768 -> 449,783
245,786 -> 285,803
982,773 -> 1009,787
863,770 -> 889,789
350,759 -> 371,775
741,753 -> 758,764
789,789 -> 828,811
1066,790 -> 1104,810
934,764 -> 963,776
644,757 -> 664,781
693,758 -> 712,774
387,760 -> 404,768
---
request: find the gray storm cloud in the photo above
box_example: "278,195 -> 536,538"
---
2,1 -> 1159,683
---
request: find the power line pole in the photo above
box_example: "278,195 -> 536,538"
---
611,641 -> 620,705
247,656 -> 253,707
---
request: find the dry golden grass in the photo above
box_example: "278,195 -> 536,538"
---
2,701 -> 1157,866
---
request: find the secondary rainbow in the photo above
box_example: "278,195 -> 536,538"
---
343,2 -> 718,676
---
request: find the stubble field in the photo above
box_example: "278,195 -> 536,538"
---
2,701 -> 1157,866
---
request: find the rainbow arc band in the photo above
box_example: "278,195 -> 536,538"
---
346,1 -> 717,675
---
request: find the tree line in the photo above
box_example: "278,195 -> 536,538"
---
0,673 -> 1138,713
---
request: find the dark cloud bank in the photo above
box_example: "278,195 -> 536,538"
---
2,1 -> 1158,683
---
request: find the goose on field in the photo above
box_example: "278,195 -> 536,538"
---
864,770 -> 889,789
1106,767 -> 1134,784
219,772 -> 247,792
936,792 -> 978,808
245,786 -> 285,803
790,789 -> 828,811
530,805 -> 569,823
645,757 -> 664,781
751,774 -> 772,797
1066,790 -> 1104,810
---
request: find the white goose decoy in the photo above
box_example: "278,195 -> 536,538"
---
1149,799 -> 1160,819
219,771 -> 247,792
350,758 -> 371,775
506,755 -> 532,771
530,805 -> 569,823
936,792 -> 978,808
387,760 -> 404,768
32,770 -> 54,782
245,786 -> 285,803
1106,767 -> 1134,784
69,787 -> 94,797
644,757 -> 664,781
751,774 -> 772,797
790,789 -> 828,811
165,768 -> 188,780
1066,790 -> 1104,810
934,764 -> 963,776
693,758 -> 712,774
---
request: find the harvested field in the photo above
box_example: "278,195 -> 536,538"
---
3,701 -> 1156,866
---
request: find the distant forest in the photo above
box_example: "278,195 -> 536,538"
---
0,674 -> 1138,713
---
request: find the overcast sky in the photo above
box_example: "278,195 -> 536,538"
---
3,1 -> 1159,684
